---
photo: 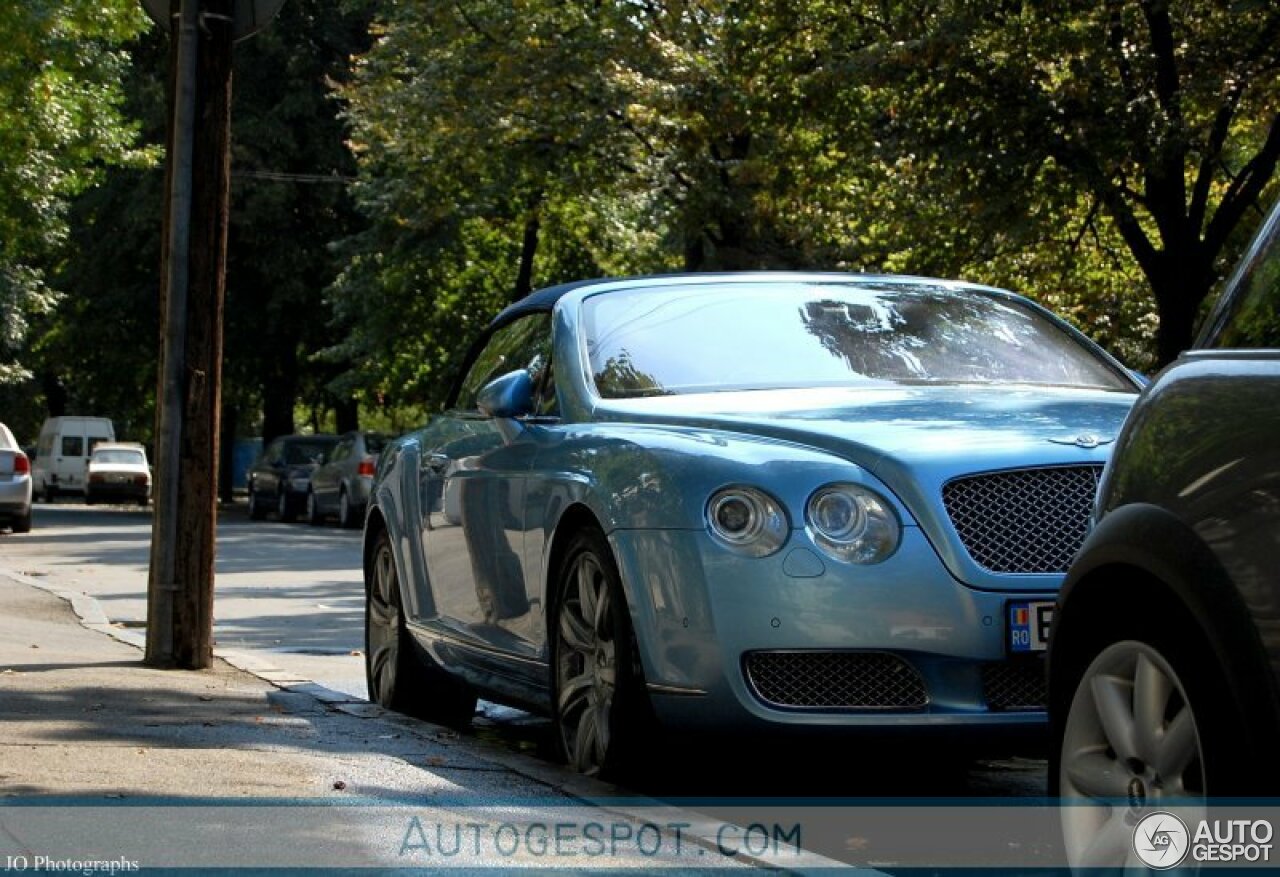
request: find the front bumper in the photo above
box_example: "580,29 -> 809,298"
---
611,528 -> 1053,732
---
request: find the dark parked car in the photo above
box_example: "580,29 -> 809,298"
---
364,271 -> 1142,778
307,431 -> 390,528
1050,198 -> 1280,865
247,434 -> 340,522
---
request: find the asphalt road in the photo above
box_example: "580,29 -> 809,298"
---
1,501 -> 1048,799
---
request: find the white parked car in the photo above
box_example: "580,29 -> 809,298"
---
0,422 -> 32,533
85,442 -> 152,506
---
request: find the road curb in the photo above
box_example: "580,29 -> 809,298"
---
0,564 -> 850,872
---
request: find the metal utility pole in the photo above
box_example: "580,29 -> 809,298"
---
144,0 -> 279,669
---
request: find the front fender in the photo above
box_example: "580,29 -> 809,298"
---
527,422 -> 916,535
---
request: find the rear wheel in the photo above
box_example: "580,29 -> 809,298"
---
338,488 -> 358,529
365,529 -> 476,726
551,527 -> 654,779
12,509 -> 31,533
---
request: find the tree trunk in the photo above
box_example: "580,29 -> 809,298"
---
1148,245 -> 1216,367
334,397 -> 358,433
261,340 -> 297,444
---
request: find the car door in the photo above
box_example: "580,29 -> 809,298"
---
413,312 -> 552,668
314,436 -> 351,513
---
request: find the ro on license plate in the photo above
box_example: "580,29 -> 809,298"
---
1008,600 -> 1054,653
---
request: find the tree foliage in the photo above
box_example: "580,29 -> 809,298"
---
336,0 -> 1280,410
0,0 -> 153,385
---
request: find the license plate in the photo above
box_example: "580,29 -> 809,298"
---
1008,600 -> 1055,653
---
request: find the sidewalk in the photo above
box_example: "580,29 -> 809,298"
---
0,570 -> 832,871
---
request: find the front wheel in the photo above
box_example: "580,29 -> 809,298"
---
1058,637 -> 1207,869
306,490 -> 324,526
247,486 -> 266,520
365,529 -> 476,726
276,489 -> 296,523
551,527 -> 655,779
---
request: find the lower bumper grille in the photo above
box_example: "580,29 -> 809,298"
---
744,650 -> 928,710
983,659 -> 1047,711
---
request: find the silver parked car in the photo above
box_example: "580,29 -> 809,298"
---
0,422 -> 33,533
307,431 -> 390,528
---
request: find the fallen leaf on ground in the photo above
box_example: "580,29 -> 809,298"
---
332,781 -> 346,791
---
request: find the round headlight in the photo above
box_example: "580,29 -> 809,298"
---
806,484 -> 900,564
706,487 -> 788,557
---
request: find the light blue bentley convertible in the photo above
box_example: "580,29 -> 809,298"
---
363,273 -> 1140,776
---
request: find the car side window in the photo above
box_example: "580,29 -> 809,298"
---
1204,208 -> 1280,348
62,436 -> 83,457
330,441 -> 350,463
455,313 -> 553,412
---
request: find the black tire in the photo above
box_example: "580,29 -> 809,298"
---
338,488 -> 359,529
1050,600 -> 1272,868
12,509 -> 31,534
550,527 -> 656,779
365,528 -> 476,726
306,490 -> 324,526
247,486 -> 267,520
276,489 -> 296,523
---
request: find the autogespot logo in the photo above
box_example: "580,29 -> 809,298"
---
1133,811 -> 1191,869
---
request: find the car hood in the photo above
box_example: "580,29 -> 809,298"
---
599,384 -> 1138,590
600,385 -> 1135,463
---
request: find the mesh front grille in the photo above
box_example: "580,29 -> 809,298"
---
943,465 -> 1102,573
744,651 -> 927,710
983,660 -> 1048,711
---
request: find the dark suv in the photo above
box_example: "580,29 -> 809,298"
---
1050,196 -> 1280,846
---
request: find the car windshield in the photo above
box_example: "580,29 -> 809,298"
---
93,450 -> 145,465
583,282 -> 1131,398
284,440 -> 336,465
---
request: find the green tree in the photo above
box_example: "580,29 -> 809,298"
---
0,0 -> 153,387
828,0 -> 1280,365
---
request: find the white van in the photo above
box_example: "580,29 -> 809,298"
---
33,416 -> 116,501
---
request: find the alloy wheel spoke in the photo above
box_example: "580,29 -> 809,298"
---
592,579 -> 612,639
594,701 -> 611,762
1065,749 -> 1131,801
573,704 -> 600,774
1091,672 -> 1139,762
559,607 -> 594,655
1154,706 -> 1200,781
558,670 -> 594,716
576,558 -> 599,626
1079,811 -> 1131,868
1133,653 -> 1172,764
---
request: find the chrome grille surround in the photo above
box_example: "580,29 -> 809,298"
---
743,650 -> 928,711
942,465 -> 1103,574
982,659 -> 1048,711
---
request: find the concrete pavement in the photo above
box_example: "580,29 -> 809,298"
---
0,534 -> 839,871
